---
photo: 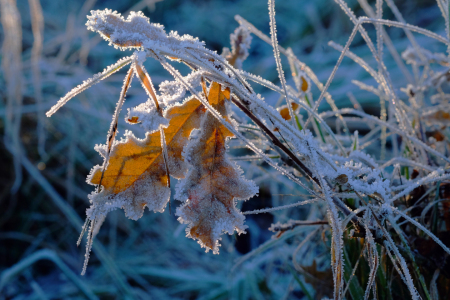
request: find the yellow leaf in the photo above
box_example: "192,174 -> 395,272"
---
176,82 -> 258,253
300,75 -> 309,92
87,97 -> 205,220
278,102 -> 299,121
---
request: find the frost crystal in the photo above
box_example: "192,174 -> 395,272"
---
86,9 -> 166,49
223,25 -> 253,69
159,71 -> 204,105
127,102 -> 169,132
175,83 -> 258,253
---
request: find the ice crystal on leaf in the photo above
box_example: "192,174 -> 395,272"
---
126,102 -> 168,132
86,9 -> 205,53
87,97 -> 205,220
86,9 -> 166,49
159,71 -> 204,105
222,25 -> 253,69
176,82 -> 258,253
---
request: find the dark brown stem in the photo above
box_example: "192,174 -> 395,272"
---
231,95 -> 314,180
231,95 -> 362,229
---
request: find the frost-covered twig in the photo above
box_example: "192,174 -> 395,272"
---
243,198 -> 321,215
46,56 -> 133,117
269,219 -> 328,232
268,0 -> 296,129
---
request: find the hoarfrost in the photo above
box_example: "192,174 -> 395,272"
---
86,130 -> 171,220
46,6 -> 450,292
175,83 -> 258,254
159,71 -> 204,105
127,102 -> 169,132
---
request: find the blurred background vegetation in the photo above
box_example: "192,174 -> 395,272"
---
0,0 -> 445,299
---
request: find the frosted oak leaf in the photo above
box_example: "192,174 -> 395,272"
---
175,82 -> 258,253
87,97 -> 205,220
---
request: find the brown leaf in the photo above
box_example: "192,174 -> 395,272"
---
429,130 -> 445,142
87,97 -> 205,220
175,82 -> 258,253
127,116 -> 140,124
